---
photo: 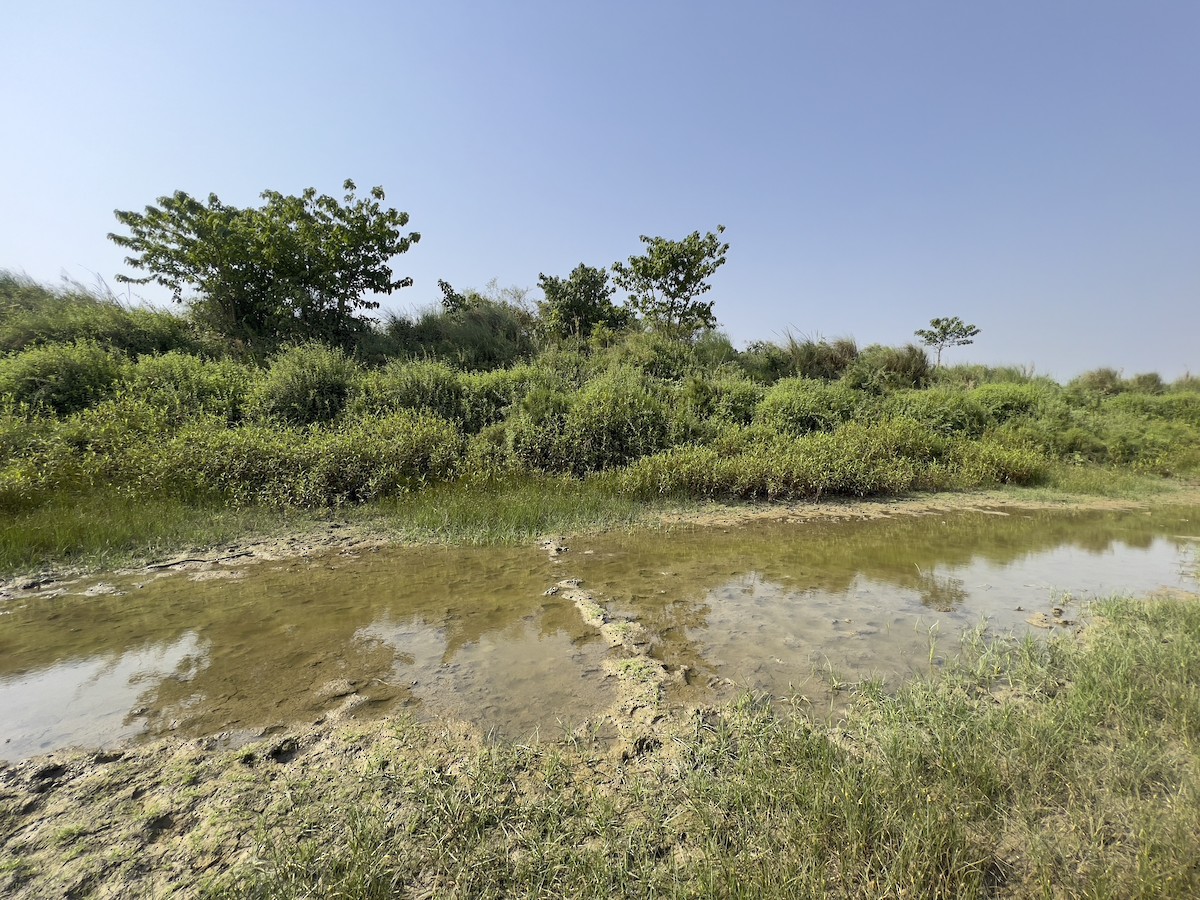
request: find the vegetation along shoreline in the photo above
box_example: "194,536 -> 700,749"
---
2,183 -> 1198,896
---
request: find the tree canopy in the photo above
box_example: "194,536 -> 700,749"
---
915,316 -> 981,368
537,263 -> 630,341
109,180 -> 419,347
612,226 -> 729,337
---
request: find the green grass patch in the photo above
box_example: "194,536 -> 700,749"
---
358,476 -> 651,544
202,594 -> 1200,899
0,490 -> 313,575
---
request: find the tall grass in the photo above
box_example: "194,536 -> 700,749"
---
0,270 -> 201,355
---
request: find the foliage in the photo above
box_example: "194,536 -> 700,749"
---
248,343 -> 359,426
968,382 -> 1053,423
882,388 -> 989,437
0,341 -> 124,415
109,180 -> 419,347
509,367 -> 670,475
382,285 -> 536,370
124,352 -> 253,424
914,316 -> 980,368
755,378 -> 861,435
841,343 -> 932,393
611,226 -> 729,336
1068,367 -> 1125,397
537,263 -> 630,341
784,334 -> 860,381
130,413 -> 462,506
0,271 -> 202,356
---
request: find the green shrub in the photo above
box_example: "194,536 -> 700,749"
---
949,440 -> 1049,486
882,389 -> 988,437
351,360 -> 465,423
591,330 -> 698,380
1125,372 -> 1166,395
124,352 -> 253,423
459,366 -> 542,433
784,335 -> 860,381
709,375 -> 766,425
670,373 -> 764,429
382,293 -> 536,371
305,415 -> 465,503
127,412 -> 463,506
620,419 -> 950,501
1106,392 -> 1200,427
510,368 -> 669,475
0,341 -> 124,415
841,344 -> 932,393
0,413 -> 87,511
461,424 -> 520,482
1172,374 -> 1200,393
248,343 -> 358,425
738,340 -> 795,383
969,383 -> 1052,423
1069,367 -> 1124,397
756,378 -> 861,434
933,363 -> 1037,388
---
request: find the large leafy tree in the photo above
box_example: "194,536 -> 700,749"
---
109,180 -> 419,346
537,263 -> 631,341
611,226 -> 729,337
914,316 -> 981,368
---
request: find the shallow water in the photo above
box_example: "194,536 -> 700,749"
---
1,504 -> 1196,760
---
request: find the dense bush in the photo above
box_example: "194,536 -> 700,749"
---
968,382 -> 1053,423
0,341 -> 124,415
248,343 -> 358,425
619,419 -> 1047,501
671,372 -> 765,431
882,389 -> 989,437
124,352 -> 253,424
785,335 -> 860,381
1105,392 -> 1200,427
382,292 -> 536,371
1069,367 -> 1124,397
510,367 -> 670,475
351,360 -> 465,422
738,340 -> 795,383
1,271 -> 1195,519
756,378 -> 861,435
841,344 -> 932,393
124,412 -> 463,506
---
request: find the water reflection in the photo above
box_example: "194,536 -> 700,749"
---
0,504 -> 1195,759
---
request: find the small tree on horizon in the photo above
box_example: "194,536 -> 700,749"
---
915,316 -> 980,368
611,226 -> 729,338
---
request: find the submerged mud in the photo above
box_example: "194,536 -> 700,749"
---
1,502 -> 1197,761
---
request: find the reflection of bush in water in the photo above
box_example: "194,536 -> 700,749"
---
917,572 -> 969,611
582,506 -> 1195,616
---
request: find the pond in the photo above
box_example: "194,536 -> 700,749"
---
1,504 -> 1196,760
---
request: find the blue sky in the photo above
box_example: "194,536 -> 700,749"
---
3,1 -> 1197,378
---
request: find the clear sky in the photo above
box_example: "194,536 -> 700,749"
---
3,1 -> 1197,379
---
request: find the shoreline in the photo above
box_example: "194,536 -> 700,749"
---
5,480 -> 1199,604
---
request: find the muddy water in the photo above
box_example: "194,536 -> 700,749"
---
1,505 -> 1196,760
